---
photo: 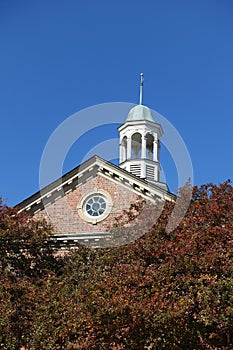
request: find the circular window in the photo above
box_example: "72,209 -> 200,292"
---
85,195 -> 107,217
78,190 -> 113,223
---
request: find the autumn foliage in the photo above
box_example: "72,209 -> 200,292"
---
0,181 -> 233,349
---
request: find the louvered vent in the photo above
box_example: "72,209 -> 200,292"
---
130,164 -> 141,177
146,165 -> 155,180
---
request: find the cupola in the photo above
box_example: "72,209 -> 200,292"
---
118,73 -> 166,188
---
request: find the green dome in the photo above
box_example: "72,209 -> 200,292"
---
126,104 -> 154,122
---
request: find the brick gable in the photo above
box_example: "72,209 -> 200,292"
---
34,174 -> 139,236
17,156 -> 175,247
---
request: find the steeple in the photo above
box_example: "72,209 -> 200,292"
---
126,73 -> 154,122
118,74 -> 167,189
139,72 -> 144,105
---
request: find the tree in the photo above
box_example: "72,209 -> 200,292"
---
0,199 -> 63,349
1,181 -> 233,349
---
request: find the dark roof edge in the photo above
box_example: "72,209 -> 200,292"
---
16,155 -> 99,210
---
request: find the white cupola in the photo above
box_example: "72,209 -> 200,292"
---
118,73 -> 165,187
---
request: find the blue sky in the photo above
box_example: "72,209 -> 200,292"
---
1,0 -> 233,206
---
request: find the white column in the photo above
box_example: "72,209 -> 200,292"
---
126,137 -> 131,160
153,140 -> 158,161
120,138 -> 127,163
119,138 -> 123,163
141,135 -> 146,159
158,140 -> 160,162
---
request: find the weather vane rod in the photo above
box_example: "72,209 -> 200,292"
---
139,72 -> 144,105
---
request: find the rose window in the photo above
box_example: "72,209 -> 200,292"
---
85,195 -> 107,217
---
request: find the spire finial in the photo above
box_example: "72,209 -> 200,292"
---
139,72 -> 144,105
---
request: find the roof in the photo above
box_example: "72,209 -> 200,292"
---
16,155 -> 175,215
126,104 -> 154,122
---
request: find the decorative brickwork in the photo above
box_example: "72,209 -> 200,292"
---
17,156 -> 174,247
34,174 -> 140,236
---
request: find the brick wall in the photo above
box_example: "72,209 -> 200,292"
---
34,174 -> 139,235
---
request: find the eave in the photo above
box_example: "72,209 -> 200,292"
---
16,155 -> 176,215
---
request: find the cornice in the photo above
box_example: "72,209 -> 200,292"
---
16,155 -> 175,215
